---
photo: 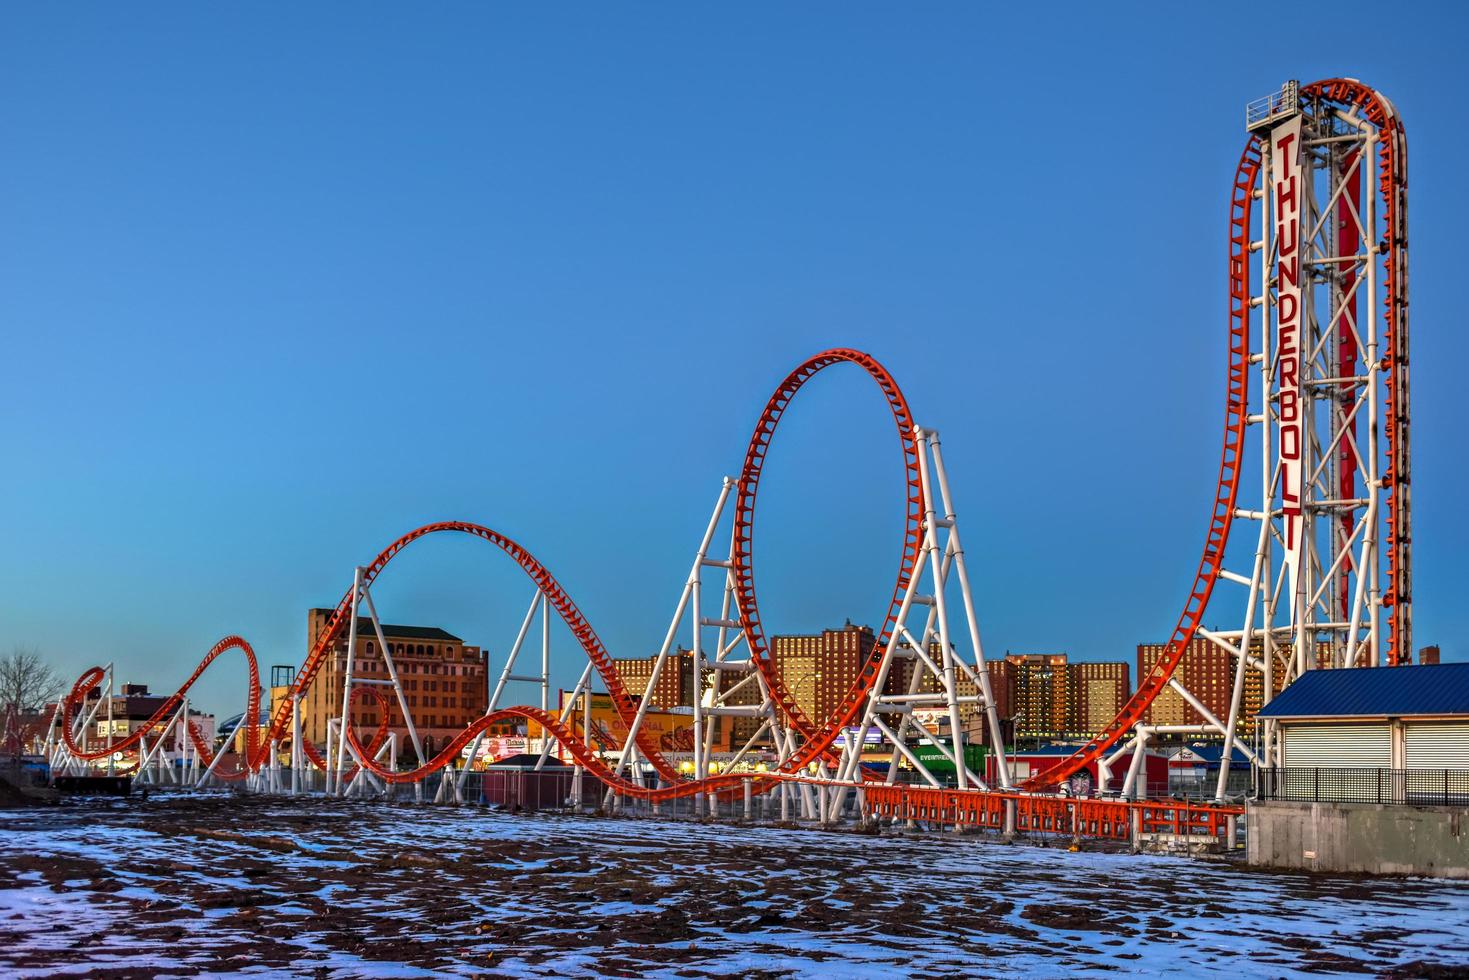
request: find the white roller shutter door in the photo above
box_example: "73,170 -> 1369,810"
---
1282,723 -> 1391,768
1403,723 -> 1469,769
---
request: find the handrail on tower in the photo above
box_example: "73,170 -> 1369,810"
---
1246,79 -> 1299,131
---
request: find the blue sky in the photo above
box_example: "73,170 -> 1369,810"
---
3,4 -> 1466,716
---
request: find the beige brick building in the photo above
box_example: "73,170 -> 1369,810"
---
301,609 -> 489,763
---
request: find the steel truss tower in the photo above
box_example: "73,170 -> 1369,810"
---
1027,78 -> 1412,798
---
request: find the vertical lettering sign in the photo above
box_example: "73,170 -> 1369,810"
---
1271,117 -> 1305,586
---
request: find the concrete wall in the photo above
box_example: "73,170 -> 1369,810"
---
1248,800 -> 1469,879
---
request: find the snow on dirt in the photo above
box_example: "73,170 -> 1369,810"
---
1,793 -> 1466,977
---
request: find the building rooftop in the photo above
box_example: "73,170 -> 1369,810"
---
1174,742 -> 1251,766
1257,663 -> 1469,720
311,609 -> 463,643
1006,745 -> 1091,756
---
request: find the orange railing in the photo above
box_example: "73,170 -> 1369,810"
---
862,784 -> 1241,843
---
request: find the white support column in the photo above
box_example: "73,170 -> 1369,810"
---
324,718 -> 337,793
461,586 -> 542,781
615,477 -> 735,795
359,582 -> 425,785
290,695 -> 303,795
105,671 -> 114,775
1363,126 -> 1383,666
926,430 -> 1011,786
39,700 -> 62,763
332,568 -> 364,796
541,592 -> 551,715
913,427 -> 969,792
690,539 -> 706,816
1120,726 -> 1150,800
198,713 -> 238,788
534,661 -> 593,771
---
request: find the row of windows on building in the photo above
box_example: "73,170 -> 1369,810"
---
331,656 -> 476,680
333,640 -> 473,664
357,713 -> 467,729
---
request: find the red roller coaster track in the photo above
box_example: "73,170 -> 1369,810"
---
57,350 -> 922,803
58,78 -> 1408,813
62,636 -> 262,780
732,350 -> 924,776
61,636 -> 394,782
1020,77 -> 1411,790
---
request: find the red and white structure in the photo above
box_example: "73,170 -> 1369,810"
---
1025,78 -> 1412,800
49,78 -> 1413,837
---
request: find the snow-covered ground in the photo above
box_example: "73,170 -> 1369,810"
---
1,793 -> 1465,977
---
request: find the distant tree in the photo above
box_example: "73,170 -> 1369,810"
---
0,646 -> 64,716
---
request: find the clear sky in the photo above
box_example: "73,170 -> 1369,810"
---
3,3 -> 1466,717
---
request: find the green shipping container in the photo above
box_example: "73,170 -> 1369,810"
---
912,740 -> 989,781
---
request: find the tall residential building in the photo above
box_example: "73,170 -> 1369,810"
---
612,647 -> 771,748
1007,654 -> 1071,739
899,642 -> 997,742
613,648 -> 696,708
1138,639 -> 1233,733
893,648 -> 1121,743
814,623 -> 877,724
1420,645 -> 1441,665
613,629 -> 886,751
769,622 -> 879,725
1136,637 -> 1329,738
983,658 -> 1015,741
770,632 -> 822,723
608,627 -> 1133,751
1072,661 -> 1130,736
976,654 -> 1131,742
714,662 -> 766,748
302,609 -> 489,762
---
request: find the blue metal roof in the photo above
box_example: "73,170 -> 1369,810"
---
1182,742 -> 1251,765
1257,663 -> 1469,719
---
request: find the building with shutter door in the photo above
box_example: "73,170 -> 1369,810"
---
1404,723 -> 1469,769
1258,662 -> 1469,771
1249,662 -> 1469,879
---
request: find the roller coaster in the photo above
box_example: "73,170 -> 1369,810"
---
43,78 -> 1413,842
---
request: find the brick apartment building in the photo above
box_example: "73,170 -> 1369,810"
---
983,654 -> 1129,743
301,609 -> 489,762
610,627 -> 1133,751
611,624 -> 886,748
770,622 -> 887,725
1136,637 -> 1334,738
70,683 -> 215,760
613,648 -> 697,708
1072,661 -> 1131,735
768,631 -> 1129,746
1005,654 -> 1071,739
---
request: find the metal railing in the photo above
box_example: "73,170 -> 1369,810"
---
1245,80 -> 1299,130
1256,767 -> 1469,807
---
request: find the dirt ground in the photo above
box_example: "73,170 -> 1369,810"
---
1,793 -> 1466,978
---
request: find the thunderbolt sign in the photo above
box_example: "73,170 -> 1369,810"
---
1271,116 -> 1305,586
